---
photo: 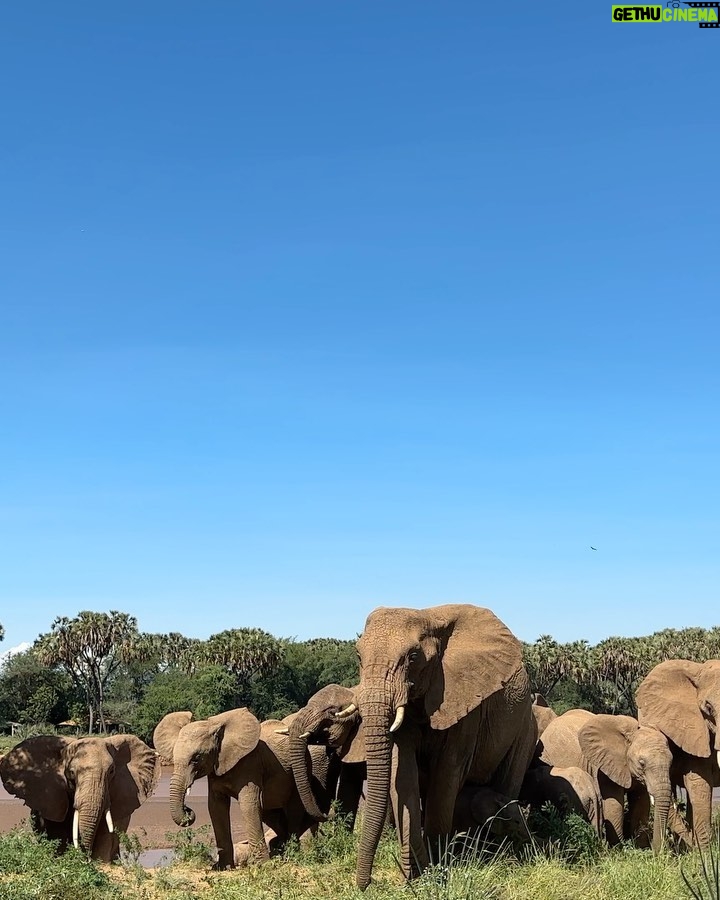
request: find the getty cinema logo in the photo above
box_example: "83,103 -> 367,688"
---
612,1 -> 719,26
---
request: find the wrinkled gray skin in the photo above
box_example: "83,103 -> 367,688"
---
453,784 -> 530,849
287,683 -> 366,830
637,659 -> 720,849
0,734 -> 159,860
154,707 -> 336,869
353,604 -> 536,889
539,709 -> 673,851
520,763 -> 604,838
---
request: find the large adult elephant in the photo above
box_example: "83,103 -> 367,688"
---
344,604 -> 535,889
538,709 -> 673,850
285,683 -> 366,829
0,734 -> 159,860
153,707 -> 336,869
636,659 -> 720,849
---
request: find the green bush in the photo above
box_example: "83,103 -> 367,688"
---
526,803 -> 603,864
165,825 -> 215,867
0,827 -> 119,900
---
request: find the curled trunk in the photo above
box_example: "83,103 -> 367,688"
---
356,704 -> 392,890
169,773 -> 196,826
289,728 -> 327,822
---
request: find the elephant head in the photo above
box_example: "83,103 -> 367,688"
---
153,707 -> 261,827
578,714 -> 673,851
453,784 -> 529,848
531,694 -> 557,741
636,659 -> 720,763
286,684 -> 365,821
352,604 -> 524,888
0,733 -> 159,858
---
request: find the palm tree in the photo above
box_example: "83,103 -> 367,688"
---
35,611 -> 147,733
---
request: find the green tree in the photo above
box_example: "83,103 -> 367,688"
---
0,649 -> 75,726
34,611 -> 152,733
133,665 -> 239,743
523,636 -> 591,698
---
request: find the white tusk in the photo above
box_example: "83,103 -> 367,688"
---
105,809 -> 114,833
186,785 -> 191,797
649,794 -> 655,806
334,703 -> 357,719
389,705 -> 405,733
299,731 -> 312,740
716,750 -> 720,770
274,727 -> 290,735
73,809 -> 80,848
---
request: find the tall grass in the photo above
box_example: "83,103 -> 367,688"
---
0,814 -> 713,900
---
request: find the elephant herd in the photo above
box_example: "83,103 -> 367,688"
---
1,604 -> 720,890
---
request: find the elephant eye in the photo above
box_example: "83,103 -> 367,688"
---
408,651 -> 418,663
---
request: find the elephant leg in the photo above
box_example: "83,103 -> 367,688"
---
336,763 -> 364,830
598,772 -> 624,846
423,763 -> 463,859
626,788 -> 651,848
262,809 -> 288,854
391,732 -> 427,879
208,788 -> 235,870
684,762 -> 713,849
234,780 -> 269,866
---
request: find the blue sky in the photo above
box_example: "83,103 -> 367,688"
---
1,2 -> 718,652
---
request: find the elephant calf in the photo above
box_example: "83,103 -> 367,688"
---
520,763 -> 604,838
452,784 -> 530,850
154,707 -> 337,869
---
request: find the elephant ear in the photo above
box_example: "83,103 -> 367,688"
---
636,660 -> 709,758
210,708 -> 261,777
0,735 -> 76,822
106,735 -> 161,820
427,604 -> 525,731
153,711 -> 194,763
578,715 -> 637,790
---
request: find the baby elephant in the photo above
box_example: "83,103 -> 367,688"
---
520,764 -> 604,838
453,785 -> 530,849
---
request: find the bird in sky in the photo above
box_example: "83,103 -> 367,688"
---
590,546 -> 597,551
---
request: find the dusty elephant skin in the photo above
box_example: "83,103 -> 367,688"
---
538,709 -> 673,851
153,706 -> 335,870
286,683 -> 366,830
0,733 -> 159,860
350,603 -> 536,890
636,659 -> 720,849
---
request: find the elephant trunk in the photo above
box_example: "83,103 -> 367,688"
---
76,803 -> 103,854
169,772 -> 197,827
289,712 -> 329,822
647,773 -> 672,853
356,702 -> 392,891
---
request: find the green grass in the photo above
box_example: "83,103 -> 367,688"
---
1,818 -> 718,900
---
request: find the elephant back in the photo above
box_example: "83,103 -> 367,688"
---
537,709 -> 593,771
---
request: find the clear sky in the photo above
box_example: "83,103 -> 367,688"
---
1,2 -> 718,653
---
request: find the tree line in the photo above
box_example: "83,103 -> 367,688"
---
1,611 -> 719,743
